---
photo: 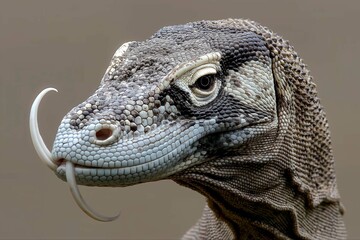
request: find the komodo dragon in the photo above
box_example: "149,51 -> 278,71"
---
30,19 -> 346,239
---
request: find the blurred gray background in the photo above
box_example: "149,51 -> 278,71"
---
1,0 -> 359,239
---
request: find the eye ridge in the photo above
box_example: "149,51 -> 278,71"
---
192,75 -> 215,91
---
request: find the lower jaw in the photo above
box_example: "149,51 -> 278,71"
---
55,164 -> 149,187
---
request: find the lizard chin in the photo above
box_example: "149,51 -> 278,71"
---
30,88 -> 119,222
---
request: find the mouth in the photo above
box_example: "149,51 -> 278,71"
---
55,158 -> 134,170
55,158 -> 103,169
54,158 -> 136,185
55,158 -> 66,167
55,158 -> 97,170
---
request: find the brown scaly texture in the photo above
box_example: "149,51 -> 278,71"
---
173,19 -> 346,239
48,18 -> 346,239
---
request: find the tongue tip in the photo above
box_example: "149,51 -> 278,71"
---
30,87 -> 59,171
65,161 -> 120,222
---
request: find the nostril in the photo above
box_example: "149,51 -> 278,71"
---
91,124 -> 119,145
96,128 -> 113,141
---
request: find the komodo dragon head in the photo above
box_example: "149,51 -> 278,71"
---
30,19 -> 346,239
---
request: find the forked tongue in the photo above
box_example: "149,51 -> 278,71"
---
30,88 -> 119,222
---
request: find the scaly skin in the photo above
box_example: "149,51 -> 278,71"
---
36,19 -> 346,239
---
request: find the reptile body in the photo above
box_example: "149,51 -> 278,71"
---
30,19 -> 346,239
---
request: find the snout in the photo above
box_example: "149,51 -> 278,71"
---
51,116 -> 205,187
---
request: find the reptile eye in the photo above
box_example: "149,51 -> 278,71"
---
189,68 -> 220,103
193,75 -> 215,92
190,72 -> 218,100
173,52 -> 222,106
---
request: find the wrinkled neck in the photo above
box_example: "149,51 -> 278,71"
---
174,153 -> 346,239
